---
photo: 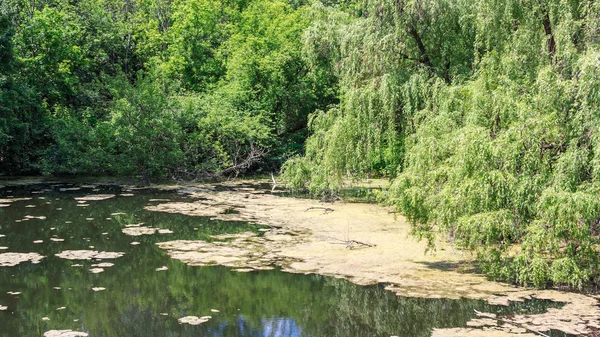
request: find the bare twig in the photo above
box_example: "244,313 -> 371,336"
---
221,141 -> 268,176
305,206 -> 334,214
326,236 -> 375,249
474,310 -> 550,337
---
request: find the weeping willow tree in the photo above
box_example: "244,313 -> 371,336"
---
282,0 -> 477,193
283,0 -> 600,289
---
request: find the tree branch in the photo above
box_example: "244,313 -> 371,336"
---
542,10 -> 556,58
406,23 -> 432,68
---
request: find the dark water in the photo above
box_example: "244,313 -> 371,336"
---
0,183 -> 571,337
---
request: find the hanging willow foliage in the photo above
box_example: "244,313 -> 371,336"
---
283,0 -> 600,289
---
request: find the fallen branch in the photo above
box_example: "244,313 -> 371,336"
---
306,206 -> 334,213
474,310 -> 550,337
221,141 -> 268,176
326,236 -> 375,249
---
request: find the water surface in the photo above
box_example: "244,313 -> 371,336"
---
0,183 -> 571,337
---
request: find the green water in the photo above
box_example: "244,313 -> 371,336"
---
0,183 -> 570,337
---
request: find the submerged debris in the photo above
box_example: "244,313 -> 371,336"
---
0,252 -> 44,266
89,268 -> 104,274
178,316 -> 212,325
55,250 -> 124,260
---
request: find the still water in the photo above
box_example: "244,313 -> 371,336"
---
0,183 -> 570,337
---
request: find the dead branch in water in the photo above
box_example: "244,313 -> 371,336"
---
221,141 -> 268,176
474,310 -> 550,337
326,236 -> 375,249
306,206 -> 334,213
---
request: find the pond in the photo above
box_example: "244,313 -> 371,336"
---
0,183 -> 572,337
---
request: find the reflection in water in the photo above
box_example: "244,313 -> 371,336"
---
0,183 -> 570,337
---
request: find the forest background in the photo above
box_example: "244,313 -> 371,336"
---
2,0 -> 600,289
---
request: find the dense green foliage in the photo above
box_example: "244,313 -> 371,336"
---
282,0 -> 600,289
3,0 -> 600,289
0,0 -> 337,178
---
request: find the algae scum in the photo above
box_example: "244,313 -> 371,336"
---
0,183 -> 570,337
